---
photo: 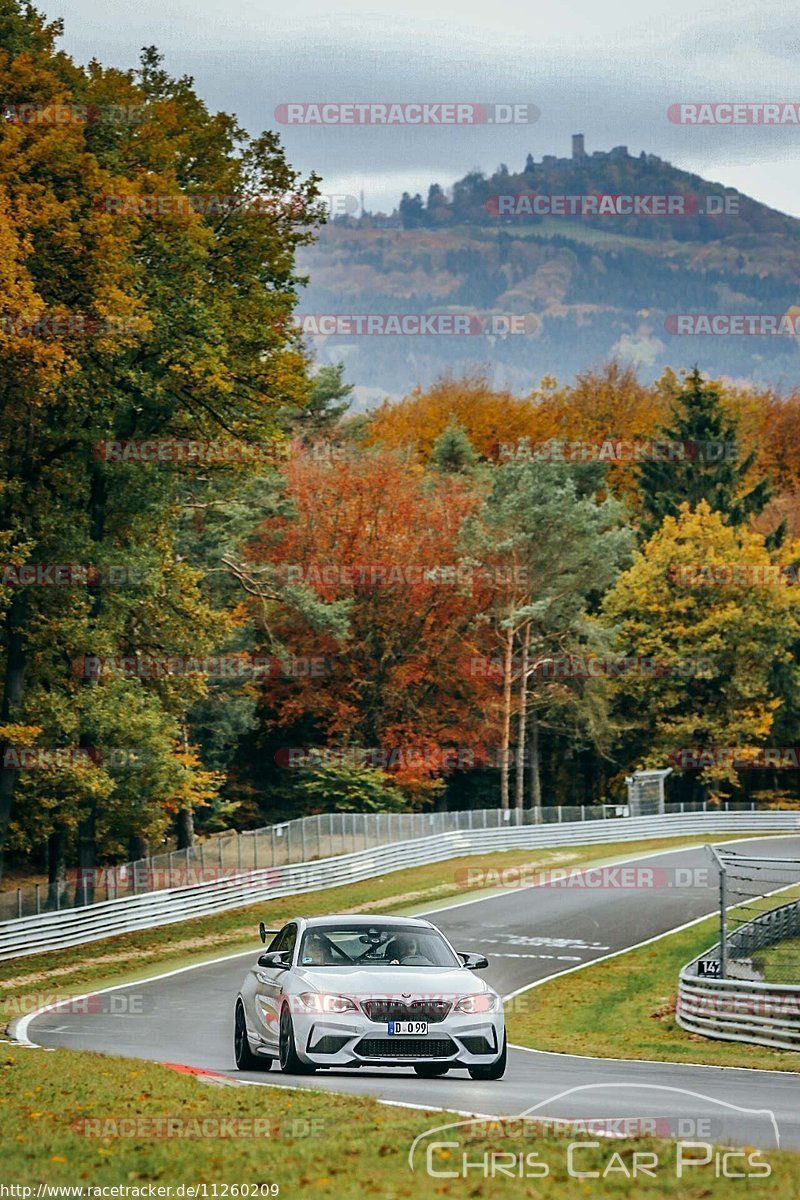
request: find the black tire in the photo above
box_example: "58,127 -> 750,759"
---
413,1063 -> 450,1078
279,1006 -> 316,1074
468,1033 -> 507,1081
234,1001 -> 272,1072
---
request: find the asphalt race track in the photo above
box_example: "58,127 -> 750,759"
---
20,836 -> 800,1150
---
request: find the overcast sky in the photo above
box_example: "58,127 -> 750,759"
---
52,0 -> 800,216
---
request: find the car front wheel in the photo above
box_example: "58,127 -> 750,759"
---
467,1033 -> 507,1080
279,1006 -> 316,1074
234,1001 -> 271,1072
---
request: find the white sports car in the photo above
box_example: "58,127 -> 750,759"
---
234,914 -> 506,1079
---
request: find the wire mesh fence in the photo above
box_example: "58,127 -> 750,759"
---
706,846 -> 800,983
0,797 -> 766,923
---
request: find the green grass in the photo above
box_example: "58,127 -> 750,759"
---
0,833 -> 774,1015
759,933 -> 800,984
506,915 -> 800,1071
2,1038 -> 798,1195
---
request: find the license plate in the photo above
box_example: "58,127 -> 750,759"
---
388,1020 -> 428,1036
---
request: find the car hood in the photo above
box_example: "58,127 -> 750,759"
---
288,965 -> 493,997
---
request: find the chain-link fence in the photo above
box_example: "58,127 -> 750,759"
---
0,797 -> 767,923
706,845 -> 800,983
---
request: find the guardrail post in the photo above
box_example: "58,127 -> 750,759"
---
581,804 -> 585,821
253,832 -> 258,870
17,888 -> 21,918
271,824 -> 276,865
558,806 -> 562,823
719,863 -> 728,979
185,845 -> 190,884
35,882 -> 40,915
200,841 -> 206,878
168,851 -> 174,889
218,838 -> 224,876
237,834 -> 242,874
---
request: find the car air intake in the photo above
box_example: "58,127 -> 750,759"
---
355,1037 -> 456,1058
308,1034 -> 352,1054
459,1034 -> 496,1054
361,999 -> 451,1023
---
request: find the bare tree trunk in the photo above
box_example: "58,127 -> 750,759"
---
129,834 -> 148,862
529,717 -> 542,811
0,591 -> 28,883
499,624 -> 514,810
515,622 -> 531,812
46,824 -> 67,910
176,806 -> 195,850
74,461 -> 107,906
176,723 -> 195,849
76,808 -> 96,906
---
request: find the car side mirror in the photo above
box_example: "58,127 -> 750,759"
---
458,952 -> 489,969
258,951 -> 290,968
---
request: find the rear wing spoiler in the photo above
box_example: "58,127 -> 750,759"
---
259,922 -> 280,945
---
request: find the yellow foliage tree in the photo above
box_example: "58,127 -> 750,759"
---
603,500 -> 800,795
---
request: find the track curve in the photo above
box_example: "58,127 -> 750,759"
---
19,835 -> 800,1149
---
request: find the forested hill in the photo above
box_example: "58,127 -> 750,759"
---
298,141 -> 800,401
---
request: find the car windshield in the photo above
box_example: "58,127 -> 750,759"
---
298,924 -> 460,968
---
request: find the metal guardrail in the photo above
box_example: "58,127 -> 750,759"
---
1,809 -> 797,961
0,804 -> 618,921
0,799 -> 767,921
677,898 -> 800,1051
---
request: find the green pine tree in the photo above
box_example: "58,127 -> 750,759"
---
637,368 -> 783,544
429,416 -> 477,475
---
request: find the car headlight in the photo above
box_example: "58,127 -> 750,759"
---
453,993 -> 499,1014
296,992 -> 359,1014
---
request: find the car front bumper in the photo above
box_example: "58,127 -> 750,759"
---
291,1009 -> 505,1067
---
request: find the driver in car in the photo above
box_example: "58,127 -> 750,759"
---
303,932 -> 333,965
387,933 -> 419,964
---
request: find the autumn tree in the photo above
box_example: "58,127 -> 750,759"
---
0,4 -> 323,883
243,449 -> 488,808
465,460 -> 632,809
603,500 -> 800,797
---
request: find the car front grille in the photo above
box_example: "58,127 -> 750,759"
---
355,1037 -> 457,1059
361,999 -> 451,1023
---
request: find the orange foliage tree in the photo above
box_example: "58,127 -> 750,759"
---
247,450 -> 494,801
